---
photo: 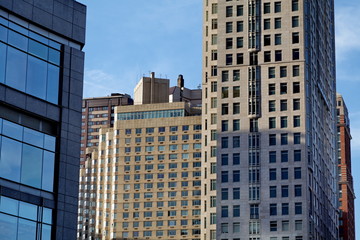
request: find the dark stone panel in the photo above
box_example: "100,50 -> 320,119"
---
55,226 -> 64,240
60,122 -> 69,132
72,24 -> 85,44
57,177 -> 66,195
32,7 -> 53,30
61,108 -> 69,123
70,54 -> 85,75
70,78 -> 83,97
63,212 -> 77,228
0,85 -> 5,101
53,1 -> 73,23
5,87 -> 26,109
61,91 -> 69,108
66,155 -> 79,165
0,186 -> 21,199
55,0 -> 74,8
65,163 -> 79,182
52,16 -> 72,39
26,96 -> 47,116
70,69 -> 84,81
67,139 -> 80,158
12,0 -> 33,20
73,9 -> 86,28
46,104 -> 60,121
59,138 -> 69,155
56,210 -> 64,228
62,76 -> 70,93
0,0 -> 13,10
23,0 -> 34,4
63,228 -> 76,240
34,0 -> 53,14
64,195 -> 77,206
62,52 -> 71,70
67,124 -> 81,138
68,95 -> 82,113
73,2 -> 86,14
58,160 -> 67,178
43,198 -> 55,209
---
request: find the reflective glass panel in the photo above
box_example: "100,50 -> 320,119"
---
6,46 -> 27,91
24,127 -> 44,148
21,144 -> 42,188
0,137 -> 22,182
42,151 -> 55,191
17,218 -> 36,240
0,213 -> 17,240
0,196 -> 19,215
8,30 -> 28,51
2,120 -> 23,140
19,201 -> 37,221
0,43 -> 6,83
28,39 -> 48,60
46,64 -> 59,104
42,208 -> 52,224
44,135 -> 56,151
48,48 -> 60,65
27,55 -> 47,99
42,224 -> 51,240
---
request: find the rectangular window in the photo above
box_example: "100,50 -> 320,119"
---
236,37 -> 243,48
236,21 -> 243,32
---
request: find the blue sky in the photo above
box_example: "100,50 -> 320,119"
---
79,0 -> 360,235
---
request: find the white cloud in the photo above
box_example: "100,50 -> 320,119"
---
335,4 -> 360,60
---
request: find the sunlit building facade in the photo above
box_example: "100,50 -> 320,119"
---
201,0 -> 338,239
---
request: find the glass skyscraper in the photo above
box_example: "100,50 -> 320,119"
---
0,0 -> 86,239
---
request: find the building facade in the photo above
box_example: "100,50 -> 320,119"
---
0,0 -> 85,239
81,94 -> 133,163
337,94 -> 355,240
201,0 -> 338,239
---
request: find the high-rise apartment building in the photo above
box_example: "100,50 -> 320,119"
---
81,94 -> 133,162
337,94 -> 355,240
0,0 -> 85,239
202,0 -> 338,239
78,76 -> 203,240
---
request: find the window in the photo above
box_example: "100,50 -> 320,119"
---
264,19 -> 270,30
295,185 -> 302,197
280,100 -> 287,111
222,87 -> 229,98
233,188 -> 240,199
236,37 -> 243,48
270,221 -> 277,231
233,205 -> 240,217
264,51 -> 271,62
292,32 -> 299,43
211,34 -> 217,45
281,151 -> 288,162
226,38 -> 233,49
293,82 -> 300,92
294,150 -> 301,161
269,117 -> 276,129
211,50 -> 217,61
292,49 -> 300,60
226,54 -> 233,65
270,204 -> 277,216
264,35 -> 271,46
295,202 -> 302,214
281,185 -> 289,197
282,203 -> 289,215
221,206 -> 229,218
222,104 -> 229,115
280,66 -> 287,77
278,84 -> 287,95
221,154 -> 228,166
237,53 -> 243,64
274,18 -> 281,29
295,220 -> 302,230
269,169 -> 276,180
269,100 -> 276,112
282,220 -> 289,231
264,3 -> 271,13
211,97 -> 217,108
274,2 -> 281,12
226,22 -> 233,33
281,133 -> 288,145
146,127 -> 154,133
221,223 -> 229,233
221,171 -> 228,183
281,116 -> 288,128
221,188 -> 228,200
294,133 -> 301,144
233,70 -> 240,81
269,84 -> 275,95
268,67 -> 275,78
269,151 -> 276,163
275,34 -> 282,45
233,103 -> 240,114
292,16 -> 299,27
233,153 -> 240,165
221,137 -> 228,149
293,99 -> 300,110
226,6 -> 233,17
270,186 -> 277,198
293,66 -> 300,77
236,21 -> 243,32
294,167 -> 302,179
237,5 -> 243,16
281,168 -> 288,180
275,50 -> 282,61
269,134 -> 276,146
233,86 -> 240,97
233,170 -> 240,182
233,136 -> 240,148
294,116 -> 300,127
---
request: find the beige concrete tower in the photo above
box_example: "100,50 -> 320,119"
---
201,0 -> 338,239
